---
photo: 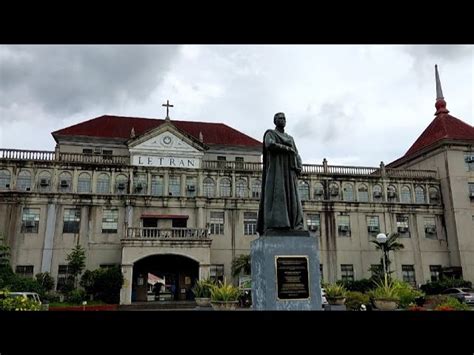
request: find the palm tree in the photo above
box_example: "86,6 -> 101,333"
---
370,232 -> 404,275
231,254 -> 251,277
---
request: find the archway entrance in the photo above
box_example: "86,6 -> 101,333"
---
132,254 -> 199,302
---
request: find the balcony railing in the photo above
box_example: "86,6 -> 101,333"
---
125,227 -> 210,240
1,148 -> 437,179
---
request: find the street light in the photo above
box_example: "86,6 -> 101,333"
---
376,233 -> 388,285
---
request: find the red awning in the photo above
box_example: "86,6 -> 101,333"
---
140,214 -> 189,219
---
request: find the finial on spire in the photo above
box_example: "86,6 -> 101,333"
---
199,131 -> 204,142
130,127 -> 135,138
434,65 -> 449,115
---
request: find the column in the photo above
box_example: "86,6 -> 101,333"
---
120,264 -> 134,305
41,203 -> 57,273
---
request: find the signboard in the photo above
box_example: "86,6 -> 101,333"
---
132,155 -> 199,168
275,256 -> 310,300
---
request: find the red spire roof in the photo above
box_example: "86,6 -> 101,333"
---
52,115 -> 262,148
399,65 -> 474,161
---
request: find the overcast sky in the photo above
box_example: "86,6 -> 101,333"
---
0,45 -> 472,166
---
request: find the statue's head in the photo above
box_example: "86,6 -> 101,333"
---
273,112 -> 286,128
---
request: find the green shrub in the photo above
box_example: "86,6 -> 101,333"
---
325,284 -> 347,298
35,272 -> 55,293
345,291 -> 370,311
192,279 -> 214,298
392,280 -> 424,309
0,292 -> 41,311
369,279 -> 400,302
338,279 -> 375,293
435,297 -> 471,311
79,267 -> 123,304
210,281 -> 241,302
67,289 -> 87,304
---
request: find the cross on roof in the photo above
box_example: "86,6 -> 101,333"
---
162,100 -> 174,120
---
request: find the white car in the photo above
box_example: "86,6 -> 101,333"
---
6,292 -> 42,305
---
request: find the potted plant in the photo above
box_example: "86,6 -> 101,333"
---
370,279 -> 400,310
192,279 -> 214,307
210,280 -> 241,310
325,284 -> 347,305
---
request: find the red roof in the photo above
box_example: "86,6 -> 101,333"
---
403,113 -> 474,158
52,115 -> 261,148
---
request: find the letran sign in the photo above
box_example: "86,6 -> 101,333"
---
132,155 -> 199,168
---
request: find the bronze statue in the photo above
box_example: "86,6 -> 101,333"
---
257,112 -> 304,235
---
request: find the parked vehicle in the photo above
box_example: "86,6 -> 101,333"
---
441,288 -> 474,305
4,292 -> 42,305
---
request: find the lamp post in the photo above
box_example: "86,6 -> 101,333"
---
376,233 -> 388,285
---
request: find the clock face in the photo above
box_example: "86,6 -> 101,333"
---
162,135 -> 172,145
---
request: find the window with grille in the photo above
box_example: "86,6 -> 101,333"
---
430,265 -> 442,282
134,174 -> 147,195
424,216 -> 437,239
210,212 -> 224,235
400,186 -> 412,203
21,208 -> 40,233
217,156 -> 226,169
337,215 -> 351,237
329,183 -> 339,200
415,186 -> 426,204
115,174 -> 128,194
387,185 -> 397,201
77,173 -> 91,193
168,176 -> 180,196
464,152 -> 474,171
15,265 -> 34,278
63,208 -> 81,233
366,215 -> 380,235
220,178 -> 231,197
0,169 -> 11,190
428,187 -> 440,204
57,265 -> 73,291
96,173 -> 110,194
186,176 -> 197,197
358,184 -> 368,202
469,183 -> 474,199
210,265 -> 224,283
37,171 -> 52,192
298,180 -> 310,200
151,175 -> 164,196
243,212 -> 257,235
17,170 -> 32,191
102,149 -> 113,161
102,208 -> 118,233
306,214 -> 321,235
314,182 -> 324,201
396,214 -> 410,236
402,265 -> 416,286
58,172 -> 72,192
341,264 -> 354,282
203,177 -> 215,198
235,157 -> 244,169
252,180 -> 261,198
235,179 -> 247,198
343,183 -> 354,201
373,184 -> 383,201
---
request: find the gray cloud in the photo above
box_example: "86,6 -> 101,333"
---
0,45 -> 180,118
402,45 -> 472,62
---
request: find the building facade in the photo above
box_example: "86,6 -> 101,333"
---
1,74 -> 472,305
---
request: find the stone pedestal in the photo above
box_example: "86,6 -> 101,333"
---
251,233 -> 322,310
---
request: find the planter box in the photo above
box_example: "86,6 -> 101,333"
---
49,304 -> 118,311
210,301 -> 239,310
195,298 -> 211,307
374,299 -> 398,311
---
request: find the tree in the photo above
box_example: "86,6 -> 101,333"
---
66,244 -> 86,288
370,232 -> 404,277
231,254 -> 251,277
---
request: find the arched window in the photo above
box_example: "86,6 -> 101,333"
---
37,171 -> 52,192
415,186 -> 426,204
252,179 -> 261,199
387,185 -> 397,201
342,183 -> 354,201
0,169 -> 11,190
298,180 -> 310,200
115,174 -> 128,194
373,184 -> 383,201
358,184 -> 369,202
400,185 -> 412,203
17,170 -> 32,191
235,179 -> 247,198
58,171 -> 72,192
77,173 -> 91,193
314,182 -> 324,201
203,177 -> 215,198
428,186 -> 440,204
96,173 -> 110,194
220,178 -> 232,198
151,175 -> 163,196
329,182 -> 339,200
168,175 -> 180,196
134,174 -> 147,195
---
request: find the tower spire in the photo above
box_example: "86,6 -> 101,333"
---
434,65 -> 449,115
